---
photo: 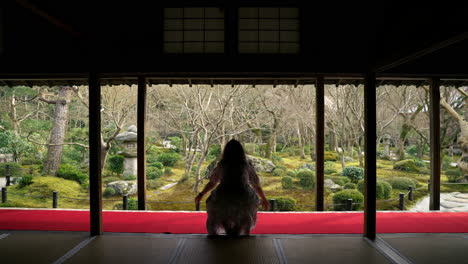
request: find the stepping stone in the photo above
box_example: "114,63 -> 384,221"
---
160,182 -> 178,191
440,201 -> 464,209
455,193 -> 468,199
445,197 -> 468,204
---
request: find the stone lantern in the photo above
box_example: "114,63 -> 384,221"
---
382,133 -> 391,159
115,125 -> 138,176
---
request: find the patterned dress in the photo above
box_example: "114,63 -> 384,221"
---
205,162 -> 260,236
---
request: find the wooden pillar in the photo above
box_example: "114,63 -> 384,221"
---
89,73 -> 102,236
429,78 -> 441,210
137,77 -> 147,210
315,77 -> 325,211
364,72 -> 377,240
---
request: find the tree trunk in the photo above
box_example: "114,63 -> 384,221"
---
193,150 -> 208,193
296,121 -> 306,159
42,86 -> 73,175
354,140 -> 364,168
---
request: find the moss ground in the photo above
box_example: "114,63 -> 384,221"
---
2,154 -> 465,212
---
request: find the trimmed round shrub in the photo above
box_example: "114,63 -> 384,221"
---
357,180 -> 392,199
286,170 -> 296,177
108,155 -> 124,175
103,187 -> 116,197
150,162 -> 164,169
271,154 -> 283,165
387,177 -> 417,190
272,166 -> 287,176
147,179 -> 162,189
147,167 -> 163,180
271,197 -> 297,211
446,168 -> 463,183
0,162 -> 23,177
146,155 -> 159,164
281,176 -> 294,189
393,159 -> 419,172
341,166 -> 364,182
56,164 -> 88,184
18,175 -> 34,188
325,176 -> 350,186
123,175 -> 136,181
324,151 -> 339,161
156,153 -> 181,167
333,189 -> 364,211
412,159 -> 426,168
164,167 -> 172,174
297,169 -> 315,190
343,182 -> 356,189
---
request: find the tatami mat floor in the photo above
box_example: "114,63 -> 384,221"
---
1,231 -> 467,264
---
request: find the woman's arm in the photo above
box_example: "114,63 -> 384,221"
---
195,165 -> 221,206
248,165 -> 270,211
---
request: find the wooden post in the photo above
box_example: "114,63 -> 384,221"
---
429,78 -> 441,210
269,199 -> 276,211
89,72 -> 103,236
364,72 -> 377,240
52,191 -> 58,208
5,165 -> 10,186
1,187 -> 6,203
137,76 -> 147,210
399,193 -> 405,210
123,195 -> 128,210
315,77 -> 325,211
346,199 -> 353,211
408,186 -> 414,201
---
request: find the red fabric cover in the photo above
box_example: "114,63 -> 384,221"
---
1,210 -> 467,234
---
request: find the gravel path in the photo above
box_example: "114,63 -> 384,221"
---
409,192 -> 468,212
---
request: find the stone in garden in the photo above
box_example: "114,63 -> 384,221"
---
107,181 -> 137,196
160,182 -> 178,191
324,179 -> 341,190
246,155 -> 275,173
115,125 -> 138,176
344,156 -> 353,162
300,163 -> 315,171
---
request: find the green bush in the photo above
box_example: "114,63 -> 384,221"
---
150,162 -> 164,169
281,176 -> 294,189
324,161 -> 337,174
147,167 -> 163,180
412,159 -> 426,168
271,154 -> 283,165
156,153 -> 181,167
18,175 -> 34,188
297,169 -> 315,190
164,167 -> 172,174
272,166 -> 287,176
103,176 -> 121,184
123,175 -> 136,181
0,162 -> 23,177
286,170 -> 296,177
446,168 -> 463,183
56,164 -> 88,184
21,157 -> 42,165
442,155 -> 454,170
387,177 -> 417,190
357,180 -> 392,199
271,197 -> 296,211
393,159 -> 419,172
103,187 -> 116,197
341,166 -> 364,182
325,176 -> 350,186
333,189 -> 364,211
208,144 -> 222,159
108,155 -> 124,176
324,151 -> 339,161
343,182 -> 356,189
147,179 -> 162,189
146,154 -> 159,164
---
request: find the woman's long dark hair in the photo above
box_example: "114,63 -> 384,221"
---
219,139 -> 248,188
